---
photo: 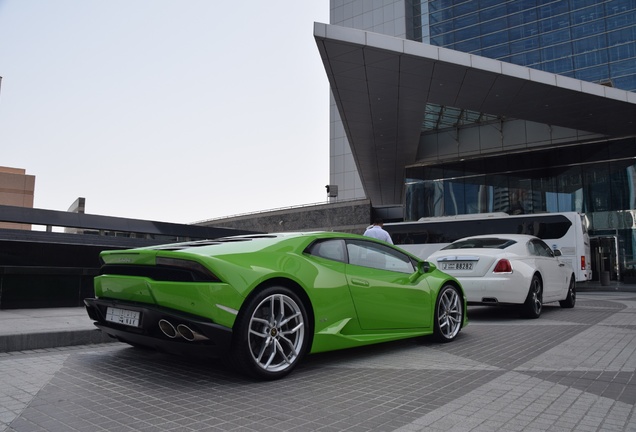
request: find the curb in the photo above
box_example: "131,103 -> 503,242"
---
0,329 -> 115,353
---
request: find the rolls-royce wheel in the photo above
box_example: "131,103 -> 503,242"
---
521,275 -> 543,319
559,276 -> 576,308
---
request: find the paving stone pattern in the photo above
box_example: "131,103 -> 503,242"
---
2,292 -> 636,431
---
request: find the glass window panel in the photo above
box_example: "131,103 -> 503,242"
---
540,57 -> 574,74
511,37 -> 540,52
521,7 -> 538,24
507,0 -> 537,14
481,18 -> 507,33
463,182 -> 485,214
573,50 -> 608,69
570,4 -> 605,25
509,22 -> 539,41
428,1 -> 441,12
508,26 -> 524,41
540,28 -> 571,46
581,143 -> 612,164
432,31 -> 455,47
479,0 -> 502,8
573,35 -> 607,54
583,163 -> 611,213
482,44 -> 510,59
481,32 -> 505,47
573,0 -> 604,8
604,0 -> 634,17
510,50 -> 541,66
606,10 -> 636,30
406,139 -> 636,221
539,16 -> 562,33
456,25 -> 481,40
487,178 -> 510,213
455,38 -> 480,52
541,43 -> 573,61
430,10 -> 444,24
454,13 -> 479,30
610,59 -> 636,78
404,180 -> 433,220
608,27 -> 636,47
430,180 -> 446,217
507,11 -> 524,27
442,159 -> 464,178
529,177 -> 549,213
430,25 -> 445,37
507,176 -> 533,214
612,75 -> 636,92
444,180 -> 466,216
539,1 -> 569,19
575,65 -> 610,83
454,1 -> 478,15
572,21 -> 607,40
609,160 -> 636,211
555,165 -> 583,212
480,4 -> 507,21
461,159 -> 486,177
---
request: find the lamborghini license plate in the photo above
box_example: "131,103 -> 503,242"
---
106,307 -> 140,327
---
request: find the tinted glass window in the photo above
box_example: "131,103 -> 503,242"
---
306,239 -> 346,263
388,215 -> 572,245
530,240 -> 555,258
346,240 -> 415,274
442,238 -> 517,250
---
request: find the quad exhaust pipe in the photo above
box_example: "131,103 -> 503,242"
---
159,319 -> 178,338
158,319 -> 209,341
177,324 -> 208,341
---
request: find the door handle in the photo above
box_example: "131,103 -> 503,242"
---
350,278 -> 369,287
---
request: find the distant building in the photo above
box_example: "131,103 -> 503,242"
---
0,166 -> 35,230
316,0 -> 636,280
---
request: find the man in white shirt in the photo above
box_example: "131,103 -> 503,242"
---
363,218 -> 393,244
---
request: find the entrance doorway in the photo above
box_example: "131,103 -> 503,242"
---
590,236 -> 619,283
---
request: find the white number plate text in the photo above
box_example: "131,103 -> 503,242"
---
106,307 -> 141,327
443,262 -> 473,270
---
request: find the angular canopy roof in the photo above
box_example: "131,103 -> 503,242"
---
314,22 -> 636,206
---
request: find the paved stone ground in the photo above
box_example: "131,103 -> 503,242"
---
1,291 -> 635,431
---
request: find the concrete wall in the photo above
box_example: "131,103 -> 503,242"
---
0,167 -> 35,230
328,1 -> 408,203
198,199 -> 372,235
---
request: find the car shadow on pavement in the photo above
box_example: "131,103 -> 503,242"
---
97,333 -> 463,382
466,303 -> 571,322
91,303 -> 569,383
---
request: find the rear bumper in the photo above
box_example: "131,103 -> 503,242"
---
458,277 -> 528,305
84,298 -> 232,357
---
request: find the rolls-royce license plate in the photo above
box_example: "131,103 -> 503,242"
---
443,262 -> 473,270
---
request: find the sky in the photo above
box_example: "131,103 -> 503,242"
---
0,1 -> 331,224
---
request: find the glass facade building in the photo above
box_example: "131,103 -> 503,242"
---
417,0 -> 636,91
327,0 -> 636,281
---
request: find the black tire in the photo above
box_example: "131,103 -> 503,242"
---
521,274 -> 542,319
559,276 -> 576,308
230,286 -> 309,380
433,284 -> 463,342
